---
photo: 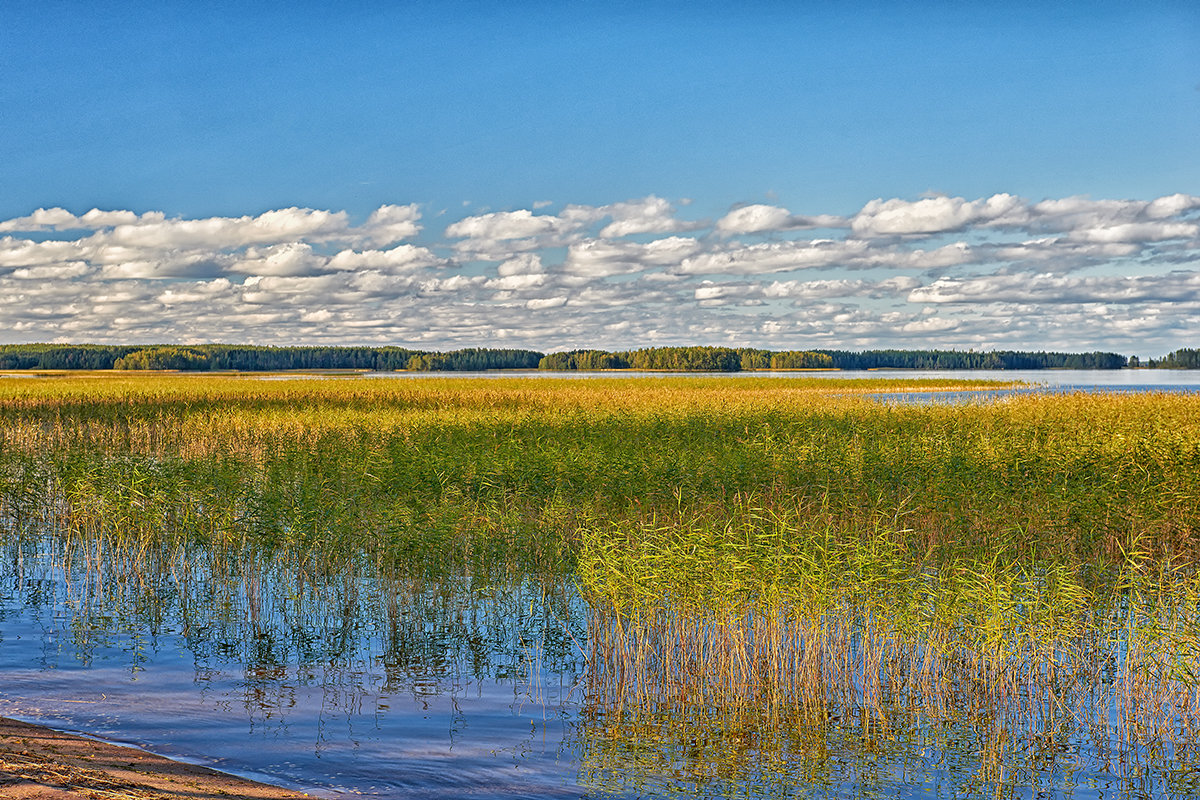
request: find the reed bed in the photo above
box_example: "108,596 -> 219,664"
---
3,375 -> 1198,570
3,373 -> 1200,791
577,502 -> 1200,789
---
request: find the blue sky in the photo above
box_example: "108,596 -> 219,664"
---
1,2 -> 1197,355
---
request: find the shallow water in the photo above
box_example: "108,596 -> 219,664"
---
0,545 -> 589,798
3,539 -> 1199,798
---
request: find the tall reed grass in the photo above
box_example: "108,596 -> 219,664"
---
3,375 -> 1197,572
3,373 -> 1200,789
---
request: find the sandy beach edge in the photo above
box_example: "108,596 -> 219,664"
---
0,715 -> 319,799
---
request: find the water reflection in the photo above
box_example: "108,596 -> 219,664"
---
0,534 -> 589,797
576,695 -> 1200,799
4,533 -> 1200,797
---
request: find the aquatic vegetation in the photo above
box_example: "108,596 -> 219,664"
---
2,373 -> 1200,794
576,504 -> 1200,792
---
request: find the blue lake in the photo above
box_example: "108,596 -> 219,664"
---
3,536 -> 1196,798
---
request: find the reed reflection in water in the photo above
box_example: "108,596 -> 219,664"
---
0,531 -> 590,798
5,526 -> 1200,797
577,506 -> 1200,799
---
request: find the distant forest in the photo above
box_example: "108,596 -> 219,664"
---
537,347 -> 1128,371
1141,349 -> 1200,369
0,344 -> 540,372
0,343 -> 1177,372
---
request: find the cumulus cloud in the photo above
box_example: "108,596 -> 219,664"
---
764,276 -> 922,300
445,209 -> 579,241
0,192 -> 1197,353
680,240 -> 869,275
443,195 -> 702,262
850,191 -> 1200,240
357,204 -> 423,246
851,193 -> 1026,236
497,253 -> 545,276
228,243 -> 327,277
675,239 -> 970,274
326,245 -> 442,273
1027,194 -> 1200,231
564,236 -> 702,277
595,196 -> 699,238
909,270 -> 1200,304
716,204 -> 847,235
0,207 -> 160,233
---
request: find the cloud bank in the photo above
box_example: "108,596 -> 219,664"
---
2,193 -> 1197,355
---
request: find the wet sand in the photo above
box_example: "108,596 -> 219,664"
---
0,716 -> 316,799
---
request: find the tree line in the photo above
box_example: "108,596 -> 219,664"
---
815,349 -> 1128,370
1140,349 -> 1200,369
538,346 -> 1128,371
537,347 -> 833,371
0,344 -> 537,372
0,343 -> 1166,372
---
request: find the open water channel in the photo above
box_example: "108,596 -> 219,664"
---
3,370 -> 1200,798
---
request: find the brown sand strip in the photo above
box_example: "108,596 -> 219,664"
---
0,717 -> 316,799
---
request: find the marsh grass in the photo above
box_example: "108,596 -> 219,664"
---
3,376 -> 1197,567
3,374 -> 1200,792
577,501 -> 1200,790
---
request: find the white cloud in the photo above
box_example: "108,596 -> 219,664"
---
98,207 -> 350,250
526,296 -> 567,310
764,276 -> 921,300
0,237 -> 88,268
909,270 -> 1200,304
851,193 -> 1025,236
488,254 -> 548,289
8,262 -> 93,280
99,252 -> 229,280
0,207 -> 160,233
357,204 -> 423,245
678,239 -> 873,274
1065,221 -> 1198,244
564,236 -> 701,277
901,316 -> 960,333
715,204 -> 846,235
445,209 -> 579,240
596,196 -> 696,238
326,245 -> 442,273
228,243 -> 327,277
0,207 -> 81,232
497,253 -> 545,276
0,192 -> 1197,353
156,278 -> 236,305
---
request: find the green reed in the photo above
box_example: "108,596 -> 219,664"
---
576,500 -> 1200,776
4,376 -> 1198,571
4,374 -> 1200,791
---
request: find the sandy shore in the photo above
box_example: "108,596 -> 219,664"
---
0,716 -> 316,799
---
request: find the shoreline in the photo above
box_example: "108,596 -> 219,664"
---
0,716 -> 316,799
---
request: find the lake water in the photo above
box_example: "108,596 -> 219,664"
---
3,535 -> 1196,798
0,547 -> 590,798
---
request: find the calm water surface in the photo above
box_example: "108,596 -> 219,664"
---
3,539 -> 1195,798
0,547 -> 589,798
